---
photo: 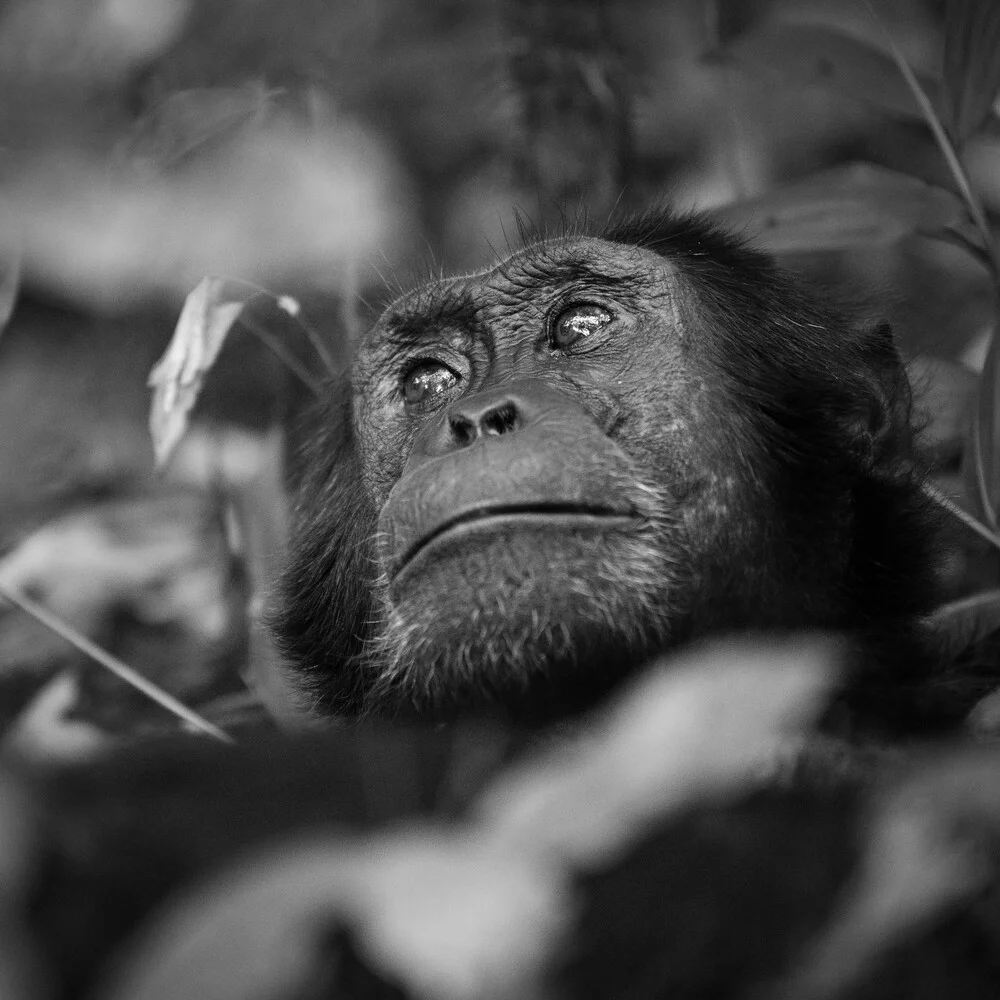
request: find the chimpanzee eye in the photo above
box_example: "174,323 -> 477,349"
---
551,304 -> 612,349
402,361 -> 459,406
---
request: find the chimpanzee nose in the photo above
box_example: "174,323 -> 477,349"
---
408,380 -> 573,460
447,396 -> 521,445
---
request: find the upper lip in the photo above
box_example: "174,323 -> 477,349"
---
393,502 -> 634,576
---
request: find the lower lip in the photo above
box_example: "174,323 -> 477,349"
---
391,510 -> 636,583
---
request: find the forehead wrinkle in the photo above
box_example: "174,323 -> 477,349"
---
485,237 -> 666,295
380,279 -> 480,346
373,236 -> 679,348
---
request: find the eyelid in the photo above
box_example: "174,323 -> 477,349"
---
398,334 -> 472,367
549,298 -> 616,326
401,355 -> 447,376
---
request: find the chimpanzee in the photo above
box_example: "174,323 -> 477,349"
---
272,209 -> 946,732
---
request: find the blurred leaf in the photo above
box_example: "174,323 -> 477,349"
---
6,120 -> 399,309
926,588 -> 1000,661
98,832 -> 568,1000
3,672 -> 109,763
927,590 -> 1000,740
148,278 -> 248,468
943,0 -> 1000,143
723,22 -> 942,122
121,85 -> 276,170
909,355 -> 977,465
0,0 -> 190,84
478,639 -> 838,868
0,494 -> 224,644
967,685 -> 1000,737
711,164 -> 977,254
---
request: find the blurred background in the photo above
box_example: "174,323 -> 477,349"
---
0,0 -> 997,745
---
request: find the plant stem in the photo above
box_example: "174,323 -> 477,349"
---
0,584 -> 235,743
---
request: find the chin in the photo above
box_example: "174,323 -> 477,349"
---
361,525 -> 679,721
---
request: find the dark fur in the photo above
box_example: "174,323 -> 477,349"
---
272,209 -> 946,731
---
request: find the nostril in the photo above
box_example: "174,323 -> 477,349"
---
482,402 -> 518,437
448,414 -> 477,446
447,399 -> 521,446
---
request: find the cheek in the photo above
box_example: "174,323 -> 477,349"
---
356,410 -> 419,509
613,374 -> 705,479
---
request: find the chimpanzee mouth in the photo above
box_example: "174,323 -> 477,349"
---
393,502 -> 636,579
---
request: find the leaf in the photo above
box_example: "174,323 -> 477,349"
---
3,672 -> 109,763
147,278 -> 247,468
477,638 -> 839,868
967,686 -> 1000,737
926,588 -> 1000,661
710,164 -> 977,255
8,122 -> 390,308
943,0 -> 1000,143
97,831 -> 569,1000
722,22 -> 943,122
0,493 -> 236,684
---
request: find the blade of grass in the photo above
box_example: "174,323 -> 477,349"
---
0,583 -> 235,744
237,312 -> 324,397
219,275 -> 338,376
922,481 -> 1000,553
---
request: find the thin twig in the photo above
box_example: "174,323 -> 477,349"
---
0,583 -> 235,744
237,313 -> 324,397
922,481 -> 1000,554
289,307 -> 338,377
216,275 -> 338,376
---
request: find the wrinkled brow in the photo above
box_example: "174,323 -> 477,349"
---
378,246 -> 658,348
494,249 -> 658,295
380,283 -> 479,346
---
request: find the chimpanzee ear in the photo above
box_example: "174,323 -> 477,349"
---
851,321 -> 911,460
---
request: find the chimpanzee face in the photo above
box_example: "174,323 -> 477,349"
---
361,239 -> 690,709
272,214 -> 936,724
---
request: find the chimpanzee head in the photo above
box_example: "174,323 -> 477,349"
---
271,211 -> 939,725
